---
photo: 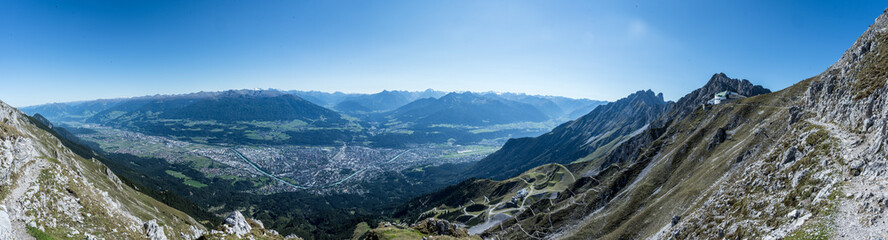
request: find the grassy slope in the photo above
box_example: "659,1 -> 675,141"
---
478,77 -> 831,239
579,82 -> 806,238
396,163 -> 576,228
1,104 -> 204,239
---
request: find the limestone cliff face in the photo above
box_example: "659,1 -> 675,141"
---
0,100 -> 205,239
806,10 -> 888,167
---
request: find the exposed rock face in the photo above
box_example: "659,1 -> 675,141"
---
200,211 -> 302,240
782,147 -> 798,164
806,9 -> 888,177
802,10 -> 888,238
0,100 -> 205,239
412,218 -> 470,237
807,10 -> 888,131
222,211 -> 251,236
708,128 -> 727,150
668,73 -> 771,123
144,220 -> 169,240
0,205 -> 11,240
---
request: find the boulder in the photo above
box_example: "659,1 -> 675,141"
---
850,159 -> 866,176
788,106 -> 803,126
143,220 -> 168,240
782,147 -> 798,164
787,209 -> 801,219
223,211 -> 252,236
412,218 -> 470,238
708,128 -> 727,150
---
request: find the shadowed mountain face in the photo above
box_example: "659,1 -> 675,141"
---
388,92 -> 550,127
464,90 -> 668,180
78,90 -> 354,145
88,90 -> 342,124
18,99 -> 129,123
334,90 -> 431,114
161,92 -> 342,123
288,89 -> 448,114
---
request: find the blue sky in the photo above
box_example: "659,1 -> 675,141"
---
1,0 -> 885,107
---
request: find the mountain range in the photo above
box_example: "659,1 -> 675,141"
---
384,92 -> 549,127
23,89 -> 605,148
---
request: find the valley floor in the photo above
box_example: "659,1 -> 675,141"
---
69,124 -> 498,194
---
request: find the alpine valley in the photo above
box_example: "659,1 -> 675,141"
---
3,7 -> 888,240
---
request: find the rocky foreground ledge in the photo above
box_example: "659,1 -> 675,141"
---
199,211 -> 303,240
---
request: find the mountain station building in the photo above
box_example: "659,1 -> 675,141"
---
706,91 -> 746,105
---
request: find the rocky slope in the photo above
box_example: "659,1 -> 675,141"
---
0,99 -> 206,239
800,9 -> 888,238
357,218 -> 479,240
394,163 -> 577,234
199,211 -> 303,240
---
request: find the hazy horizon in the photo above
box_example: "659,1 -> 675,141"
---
16,87 -> 615,107
3,0 -> 886,107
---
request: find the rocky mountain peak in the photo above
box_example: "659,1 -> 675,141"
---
624,89 -> 667,107
218,89 -> 289,98
662,73 -> 771,123
31,113 -> 53,129
699,72 -> 770,101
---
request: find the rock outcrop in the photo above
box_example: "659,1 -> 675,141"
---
411,218 -> 470,238
0,205 -> 12,240
805,9 -> 888,178
222,211 -> 251,236
0,100 -> 205,239
361,218 -> 478,240
200,211 -> 302,240
143,220 -> 169,240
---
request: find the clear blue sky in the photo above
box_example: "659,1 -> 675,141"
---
1,0 -> 885,107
